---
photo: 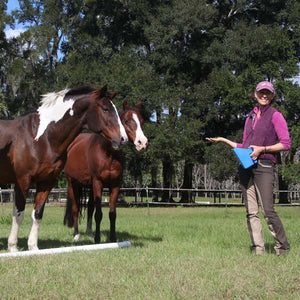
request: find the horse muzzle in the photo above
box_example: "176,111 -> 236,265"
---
111,139 -> 121,150
135,138 -> 148,152
112,136 -> 128,150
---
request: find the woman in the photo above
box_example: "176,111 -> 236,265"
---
206,81 -> 291,256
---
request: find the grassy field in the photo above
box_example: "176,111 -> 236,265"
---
0,203 -> 300,299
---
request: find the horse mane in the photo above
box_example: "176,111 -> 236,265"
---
65,86 -> 111,102
39,86 -> 113,111
65,86 -> 96,97
40,88 -> 70,108
39,87 -> 97,108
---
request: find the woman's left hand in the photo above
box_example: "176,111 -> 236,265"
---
249,145 -> 264,161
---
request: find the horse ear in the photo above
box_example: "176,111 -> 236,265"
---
109,92 -> 117,99
102,84 -> 108,92
97,85 -> 108,98
123,100 -> 129,111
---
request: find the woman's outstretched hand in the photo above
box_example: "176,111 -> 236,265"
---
206,137 -> 237,148
205,137 -> 223,144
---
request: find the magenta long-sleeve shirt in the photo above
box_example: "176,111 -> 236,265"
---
237,106 -> 291,150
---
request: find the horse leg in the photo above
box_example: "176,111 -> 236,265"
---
27,182 -> 53,251
86,188 -> 94,236
64,178 -> 80,240
70,179 -> 80,241
109,186 -> 119,242
69,182 -> 80,241
8,184 -> 28,252
93,180 -> 103,244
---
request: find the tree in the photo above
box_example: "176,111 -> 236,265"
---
142,0 -> 218,201
276,80 -> 300,199
0,0 -> 11,117
4,0 -> 86,116
202,1 -> 300,200
3,0 -> 300,193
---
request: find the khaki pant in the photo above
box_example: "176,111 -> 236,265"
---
239,160 -> 290,253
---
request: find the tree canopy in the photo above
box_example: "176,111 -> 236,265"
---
2,0 -> 300,199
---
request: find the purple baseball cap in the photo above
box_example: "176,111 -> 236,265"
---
255,81 -> 275,93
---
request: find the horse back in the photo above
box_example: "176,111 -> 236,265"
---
0,119 -> 18,150
0,115 -> 39,183
0,113 -> 38,148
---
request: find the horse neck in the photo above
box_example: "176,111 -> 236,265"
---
43,114 -> 86,156
38,95 -> 94,155
92,134 -> 123,159
94,134 -> 113,152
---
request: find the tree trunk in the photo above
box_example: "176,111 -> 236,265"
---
180,161 -> 194,203
277,153 -> 290,204
278,174 -> 289,204
161,155 -> 173,202
134,160 -> 143,202
151,165 -> 159,202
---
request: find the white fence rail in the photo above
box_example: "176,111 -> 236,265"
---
0,187 -> 299,205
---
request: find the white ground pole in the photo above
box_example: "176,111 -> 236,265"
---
0,241 -> 131,258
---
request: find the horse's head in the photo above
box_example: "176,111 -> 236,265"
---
84,86 -> 128,149
120,101 -> 148,151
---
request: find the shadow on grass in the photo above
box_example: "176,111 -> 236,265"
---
0,230 -> 163,251
101,230 -> 163,248
248,242 -> 276,255
265,242 -> 276,254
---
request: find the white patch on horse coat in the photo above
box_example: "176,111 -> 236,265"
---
35,89 -> 74,140
8,205 -> 25,252
132,113 -> 148,151
74,234 -> 80,241
111,102 -> 128,143
28,209 -> 41,251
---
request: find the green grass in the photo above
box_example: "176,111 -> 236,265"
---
0,203 -> 300,299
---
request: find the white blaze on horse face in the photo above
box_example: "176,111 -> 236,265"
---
35,89 -> 74,141
111,101 -> 128,144
132,113 -> 148,151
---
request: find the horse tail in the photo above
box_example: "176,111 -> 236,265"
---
63,181 -> 90,227
63,179 -> 83,227
78,186 -> 88,222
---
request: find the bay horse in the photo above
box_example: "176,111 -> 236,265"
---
63,101 -> 148,243
0,85 -> 128,252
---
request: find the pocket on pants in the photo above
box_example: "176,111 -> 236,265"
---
258,160 -> 273,168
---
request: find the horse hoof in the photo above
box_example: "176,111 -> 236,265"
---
86,230 -> 93,237
28,245 -> 39,251
74,234 -> 80,241
8,245 -> 18,252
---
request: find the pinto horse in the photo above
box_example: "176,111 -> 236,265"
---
0,86 -> 128,252
63,101 -> 148,243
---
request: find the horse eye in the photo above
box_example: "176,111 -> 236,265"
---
103,108 -> 109,112
125,120 -> 129,124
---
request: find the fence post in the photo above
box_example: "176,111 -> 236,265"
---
10,185 -> 14,202
146,186 -> 150,216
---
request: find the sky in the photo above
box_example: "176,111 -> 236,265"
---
5,0 -> 23,39
7,0 -> 19,14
